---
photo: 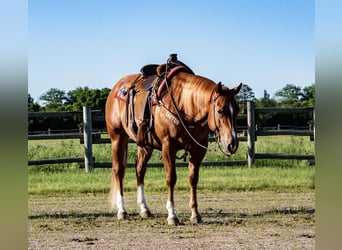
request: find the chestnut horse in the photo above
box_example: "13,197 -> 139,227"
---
105,58 -> 242,225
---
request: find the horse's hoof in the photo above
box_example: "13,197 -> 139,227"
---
117,211 -> 128,221
167,217 -> 180,226
190,215 -> 202,224
140,210 -> 152,218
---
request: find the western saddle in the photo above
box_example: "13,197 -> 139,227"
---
122,54 -> 194,147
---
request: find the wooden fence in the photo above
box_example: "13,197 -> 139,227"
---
28,101 -> 315,172
246,102 -> 315,167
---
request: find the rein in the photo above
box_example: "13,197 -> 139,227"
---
162,63 -> 218,152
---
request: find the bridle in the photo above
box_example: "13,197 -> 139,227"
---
211,92 -> 230,154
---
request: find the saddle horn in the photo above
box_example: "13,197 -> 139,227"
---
168,54 -> 178,63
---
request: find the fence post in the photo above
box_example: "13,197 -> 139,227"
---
83,106 -> 93,173
247,101 -> 255,167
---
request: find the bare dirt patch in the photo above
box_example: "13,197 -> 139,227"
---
28,190 -> 314,249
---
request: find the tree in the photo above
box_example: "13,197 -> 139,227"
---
39,88 -> 67,111
236,84 -> 255,113
28,94 -> 40,112
28,94 -> 41,130
275,84 -> 302,107
65,87 -> 111,112
254,90 -> 277,128
255,90 -> 277,108
237,84 -> 255,103
301,84 -> 315,107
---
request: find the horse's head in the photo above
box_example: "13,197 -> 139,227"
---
208,82 -> 242,156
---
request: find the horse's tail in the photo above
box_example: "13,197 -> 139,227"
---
108,177 -> 117,211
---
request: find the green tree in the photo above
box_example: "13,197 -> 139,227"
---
275,84 -> 302,107
65,87 -> 111,112
236,84 -> 255,113
28,94 -> 41,130
300,84 -> 315,107
28,94 -> 40,112
237,84 -> 255,103
39,88 -> 67,111
255,90 -> 277,128
255,90 -> 277,108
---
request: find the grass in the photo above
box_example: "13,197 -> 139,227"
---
28,191 -> 315,249
28,165 -> 315,195
28,135 -> 315,195
28,135 -> 314,167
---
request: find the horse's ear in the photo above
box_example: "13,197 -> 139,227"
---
217,82 -> 223,94
232,82 -> 243,95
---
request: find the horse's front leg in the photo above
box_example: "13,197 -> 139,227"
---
108,135 -> 128,220
135,146 -> 153,218
188,146 -> 207,224
162,140 -> 179,225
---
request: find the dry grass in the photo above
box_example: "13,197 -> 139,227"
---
28,190 -> 314,249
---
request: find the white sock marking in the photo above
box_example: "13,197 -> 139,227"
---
116,191 -> 126,214
137,184 -> 148,212
166,200 -> 177,219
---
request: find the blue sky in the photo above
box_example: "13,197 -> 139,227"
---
29,0 -> 314,102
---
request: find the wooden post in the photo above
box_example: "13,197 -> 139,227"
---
83,106 -> 93,173
247,101 -> 255,167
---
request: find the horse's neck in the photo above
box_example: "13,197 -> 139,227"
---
170,75 -> 216,122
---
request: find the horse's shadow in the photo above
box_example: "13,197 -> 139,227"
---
201,207 -> 315,225
28,207 -> 314,225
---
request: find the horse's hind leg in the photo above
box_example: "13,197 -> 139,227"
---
161,140 -> 179,225
108,133 -> 129,220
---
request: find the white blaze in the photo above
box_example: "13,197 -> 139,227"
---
229,103 -> 236,139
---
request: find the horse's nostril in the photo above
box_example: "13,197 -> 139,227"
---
228,142 -> 238,153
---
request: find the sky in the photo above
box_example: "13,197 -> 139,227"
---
28,0 -> 314,103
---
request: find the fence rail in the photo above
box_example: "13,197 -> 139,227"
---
255,130 -> 314,137
28,157 -> 85,166
28,133 -> 83,140
28,101 -> 315,171
247,101 -> 315,166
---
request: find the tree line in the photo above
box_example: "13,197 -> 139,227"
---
28,83 -> 315,132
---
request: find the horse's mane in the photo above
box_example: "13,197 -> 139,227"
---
165,72 -> 216,122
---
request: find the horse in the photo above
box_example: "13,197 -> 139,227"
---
105,56 -> 242,225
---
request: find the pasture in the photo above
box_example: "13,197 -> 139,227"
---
28,136 -> 315,249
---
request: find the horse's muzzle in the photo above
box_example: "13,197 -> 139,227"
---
227,140 -> 239,155
217,136 -> 239,156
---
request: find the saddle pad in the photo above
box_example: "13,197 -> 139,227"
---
114,75 -> 140,102
115,86 -> 128,102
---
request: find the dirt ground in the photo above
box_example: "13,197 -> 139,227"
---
28,190 -> 314,249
